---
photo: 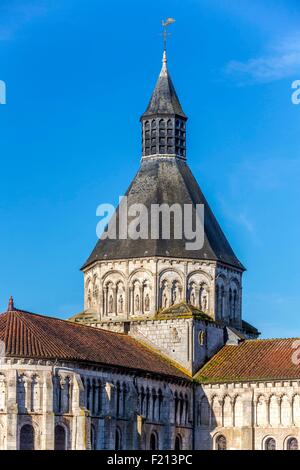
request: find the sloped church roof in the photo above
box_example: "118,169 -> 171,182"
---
83,52 -> 244,271
0,298 -> 189,380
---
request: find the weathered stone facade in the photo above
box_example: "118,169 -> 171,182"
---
83,258 -> 243,328
79,258 -> 244,375
196,381 -> 300,450
0,360 -> 192,450
0,359 -> 299,450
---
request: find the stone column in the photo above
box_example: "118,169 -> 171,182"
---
113,287 -> 117,315
99,282 -> 103,320
140,285 -> 143,315
6,368 -> 18,450
162,386 -> 173,450
103,383 -> 116,450
129,286 -> 133,317
42,371 -> 55,450
240,389 -> 254,450
72,373 -> 88,450
154,260 -> 159,312
168,285 -> 172,307
104,287 -> 108,316
195,286 -> 200,308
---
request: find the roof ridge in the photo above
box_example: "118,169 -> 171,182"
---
244,337 -> 300,343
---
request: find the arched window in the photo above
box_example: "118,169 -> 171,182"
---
216,435 -> 227,451
175,434 -> 182,451
54,425 -> 66,451
287,438 -> 298,451
115,427 -> 122,451
150,432 -> 158,451
265,438 -> 276,451
20,424 -> 35,450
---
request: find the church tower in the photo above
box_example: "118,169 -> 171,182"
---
71,50 -> 258,375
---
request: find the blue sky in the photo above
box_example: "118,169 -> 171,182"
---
0,0 -> 300,338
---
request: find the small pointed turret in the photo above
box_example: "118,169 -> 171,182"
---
142,50 -> 186,118
141,50 -> 187,160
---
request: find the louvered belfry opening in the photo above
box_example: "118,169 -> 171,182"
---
142,116 -> 186,158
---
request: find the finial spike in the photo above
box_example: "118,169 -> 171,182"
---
8,296 -> 15,312
160,50 -> 167,76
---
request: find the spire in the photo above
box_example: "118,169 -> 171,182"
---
7,296 -> 15,312
141,50 -> 187,159
141,50 -> 186,119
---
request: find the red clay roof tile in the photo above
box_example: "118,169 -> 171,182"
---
195,338 -> 300,383
0,307 -> 189,381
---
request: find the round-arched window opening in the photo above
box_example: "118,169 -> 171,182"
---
265,438 -> 276,451
216,435 -> 227,451
287,437 -> 298,451
54,424 -> 67,451
175,434 -> 182,451
150,432 -> 158,450
20,424 -> 35,450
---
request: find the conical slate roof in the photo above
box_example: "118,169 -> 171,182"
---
141,51 -> 186,119
83,52 -> 244,271
83,157 -> 245,270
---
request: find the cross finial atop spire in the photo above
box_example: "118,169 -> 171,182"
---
8,296 -> 15,312
161,17 -> 176,53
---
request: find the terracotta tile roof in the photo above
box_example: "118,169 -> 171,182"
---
0,305 -> 189,381
195,338 -> 300,383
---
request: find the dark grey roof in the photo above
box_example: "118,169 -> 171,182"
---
82,157 -> 245,270
141,52 -> 187,119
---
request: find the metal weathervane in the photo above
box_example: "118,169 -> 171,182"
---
161,17 -> 176,52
